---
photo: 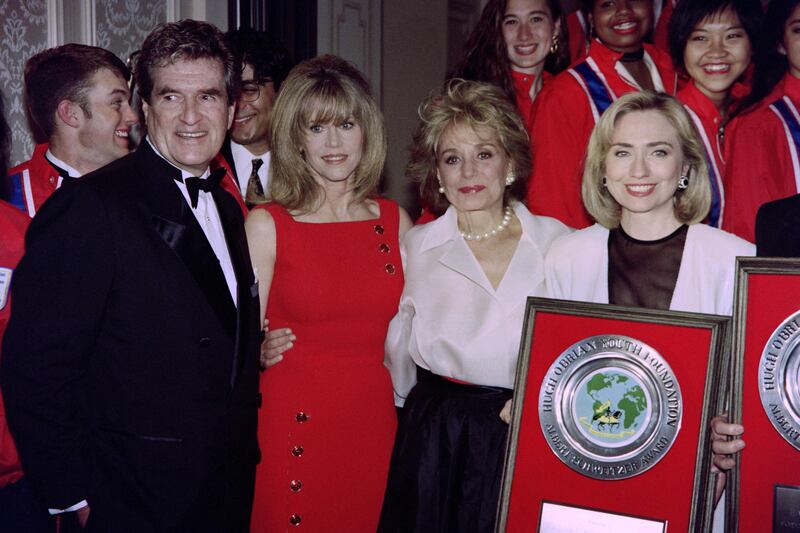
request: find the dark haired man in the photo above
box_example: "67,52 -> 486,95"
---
216,28 -> 293,206
7,44 -> 137,217
3,20 -> 260,532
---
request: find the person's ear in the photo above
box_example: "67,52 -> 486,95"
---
56,100 -> 82,129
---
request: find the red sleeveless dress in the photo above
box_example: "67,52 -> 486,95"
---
251,198 -> 403,532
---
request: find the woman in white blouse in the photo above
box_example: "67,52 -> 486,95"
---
544,91 -> 750,530
378,79 -> 570,533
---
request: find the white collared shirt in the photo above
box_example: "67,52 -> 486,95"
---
45,150 -> 82,185
384,202 -> 571,406
147,137 -> 238,305
230,140 -> 270,198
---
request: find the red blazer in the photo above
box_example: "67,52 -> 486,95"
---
652,0 -> 675,56
724,73 -> 800,242
513,70 -> 553,133
210,152 -> 248,215
0,200 -> 29,488
6,144 -> 61,218
677,80 -> 748,228
527,39 -> 677,229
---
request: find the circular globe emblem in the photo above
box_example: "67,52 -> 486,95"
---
758,311 -> 800,450
538,335 -> 682,480
572,368 -> 652,449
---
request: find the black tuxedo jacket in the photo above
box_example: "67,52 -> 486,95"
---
756,194 -> 800,257
2,142 -> 261,532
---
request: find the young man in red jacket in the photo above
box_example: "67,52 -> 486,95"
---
6,44 -> 137,218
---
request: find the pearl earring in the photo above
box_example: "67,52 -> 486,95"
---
505,172 -> 516,186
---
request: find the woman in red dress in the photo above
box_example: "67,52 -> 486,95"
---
668,0 -> 762,228
245,55 -> 412,532
528,0 -> 677,229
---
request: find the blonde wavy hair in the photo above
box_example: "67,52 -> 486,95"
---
582,91 -> 711,228
408,78 -> 530,216
267,54 -> 386,212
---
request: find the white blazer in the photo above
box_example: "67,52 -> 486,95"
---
384,202 -> 571,406
545,223 -> 755,315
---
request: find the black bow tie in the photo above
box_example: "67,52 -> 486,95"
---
180,168 -> 226,209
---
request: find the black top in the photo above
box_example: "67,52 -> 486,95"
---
756,194 -> 800,257
608,224 -> 688,310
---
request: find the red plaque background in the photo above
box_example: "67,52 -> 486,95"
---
734,269 -> 800,532
500,303 -> 723,533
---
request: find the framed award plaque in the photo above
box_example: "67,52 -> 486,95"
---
496,297 -> 729,533
730,258 -> 800,532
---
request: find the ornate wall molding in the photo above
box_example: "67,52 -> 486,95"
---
317,0 -> 382,106
1,0 -> 223,167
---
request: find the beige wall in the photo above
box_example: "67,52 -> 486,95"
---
381,1 -> 449,215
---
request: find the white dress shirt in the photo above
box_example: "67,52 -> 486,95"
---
384,201 -> 571,406
230,140 -> 269,198
43,153 -> 85,515
45,150 -> 82,181
149,138 -> 238,304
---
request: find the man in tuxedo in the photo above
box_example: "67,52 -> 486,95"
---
6,44 -> 138,217
215,28 -> 292,207
2,20 -> 261,532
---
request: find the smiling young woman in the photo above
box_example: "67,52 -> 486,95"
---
668,0 -> 762,229
450,0 -> 569,132
414,0 -> 569,225
527,0 -> 677,230
724,0 -> 800,242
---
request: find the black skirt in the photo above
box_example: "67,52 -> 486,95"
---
377,367 -> 513,533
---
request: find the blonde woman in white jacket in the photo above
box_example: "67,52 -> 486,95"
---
544,91 -> 750,531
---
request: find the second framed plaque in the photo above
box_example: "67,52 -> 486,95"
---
729,258 -> 800,532
497,298 -> 728,533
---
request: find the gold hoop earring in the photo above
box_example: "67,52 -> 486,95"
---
550,33 -> 559,55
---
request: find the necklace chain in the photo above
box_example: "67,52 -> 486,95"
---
460,206 -> 514,241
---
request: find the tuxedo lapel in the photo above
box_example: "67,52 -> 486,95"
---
133,143 -> 237,340
213,186 -> 258,386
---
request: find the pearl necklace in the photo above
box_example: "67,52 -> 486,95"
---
459,206 -> 514,241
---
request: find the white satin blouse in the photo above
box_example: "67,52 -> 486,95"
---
384,201 -> 571,406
